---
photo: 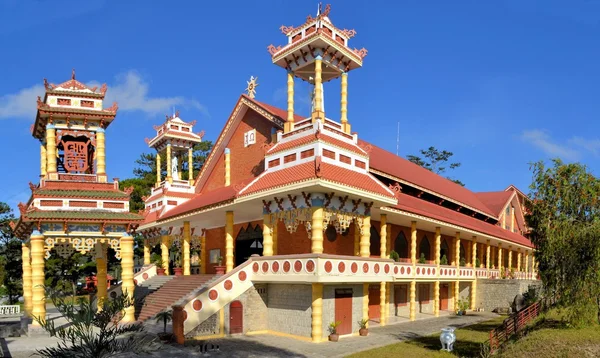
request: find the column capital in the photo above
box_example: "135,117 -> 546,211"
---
30,230 -> 43,238
341,71 -> 348,76
46,123 -> 55,130
224,148 -> 230,154
96,127 -> 105,133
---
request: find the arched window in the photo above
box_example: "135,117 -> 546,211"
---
460,243 -> 466,265
394,231 -> 408,259
370,226 -> 380,256
419,235 -> 431,261
441,240 -> 450,263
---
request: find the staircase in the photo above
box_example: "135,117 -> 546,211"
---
133,275 -> 175,314
137,275 -> 215,322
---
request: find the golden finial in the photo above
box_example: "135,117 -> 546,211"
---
246,76 -> 259,99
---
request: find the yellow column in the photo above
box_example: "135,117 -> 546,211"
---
410,221 -> 417,265
143,241 -> 151,265
96,128 -> 106,179
120,234 -> 135,322
166,141 -> 173,183
311,283 -> 323,342
183,221 -> 191,276
225,211 -> 234,273
224,148 -> 231,186
312,55 -> 324,121
379,214 -> 387,258
434,227 -> 441,265
341,72 -> 350,134
486,240 -> 491,270
40,143 -> 47,177
21,244 -> 32,315
362,283 -> 369,326
30,232 -> 45,325
359,216 -> 371,257
531,254 -> 536,278
525,251 -> 529,273
454,232 -> 461,268
478,243 -> 484,268
353,221 -> 360,256
470,237 -> 477,310
272,219 -> 278,255
380,282 -> 386,326
508,247 -> 513,271
156,151 -> 161,185
434,281 -> 440,317
471,237 -> 477,269
263,214 -> 273,256
498,244 -> 503,271
434,227 -> 441,317
46,124 -> 57,178
409,280 -> 416,321
385,282 -> 391,321
96,244 -> 108,310
491,246 -> 496,269
161,235 -> 170,275
188,147 -> 193,184
471,279 -> 477,311
200,235 -> 207,274
510,206 -> 515,232
517,249 -> 522,272
219,308 -> 225,335
285,70 -> 295,133
386,224 -> 392,259
311,207 -> 324,254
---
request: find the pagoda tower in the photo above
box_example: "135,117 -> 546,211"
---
268,3 -> 367,134
11,70 -> 143,326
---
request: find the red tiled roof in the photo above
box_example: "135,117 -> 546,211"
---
239,161 -> 395,198
268,133 -> 367,156
475,191 -> 514,216
392,192 -> 533,248
158,186 -> 237,221
361,140 -> 498,217
144,190 -> 196,204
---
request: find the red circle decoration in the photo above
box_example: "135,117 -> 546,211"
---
384,264 -> 390,274
351,262 -> 358,273
262,262 -> 269,273
224,280 -> 233,291
209,289 -> 218,301
238,271 -> 247,281
183,310 -> 188,321
375,264 -> 381,274
193,299 -> 202,311
142,273 -> 149,280
427,268 -> 431,275
338,262 -> 345,273
253,263 -> 259,273
306,260 -> 315,272
401,266 -> 405,274
416,268 -> 421,275
363,263 -> 369,273
453,269 -> 456,275
283,261 -> 291,272
325,261 -> 333,273
394,266 -> 398,274
272,261 -> 280,273
407,267 -> 411,275
294,260 -> 303,273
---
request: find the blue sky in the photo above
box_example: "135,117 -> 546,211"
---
1,0 -> 599,211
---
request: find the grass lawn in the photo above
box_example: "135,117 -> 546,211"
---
348,310 -> 600,358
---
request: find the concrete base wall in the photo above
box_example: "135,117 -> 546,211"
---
267,284 -> 312,338
475,279 -> 541,312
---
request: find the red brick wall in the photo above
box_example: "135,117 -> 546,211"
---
201,110 -> 277,193
203,219 -> 263,274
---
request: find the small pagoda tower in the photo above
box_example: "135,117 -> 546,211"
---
12,70 -> 143,327
143,112 -> 204,216
268,3 -> 367,134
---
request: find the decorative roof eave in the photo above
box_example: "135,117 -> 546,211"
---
45,89 -> 105,99
267,135 -> 368,157
370,168 -> 499,221
380,206 -> 534,250
141,198 -> 236,229
33,189 -> 130,200
146,131 -> 204,148
37,103 -> 118,117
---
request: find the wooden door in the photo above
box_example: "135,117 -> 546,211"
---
335,289 -> 353,335
368,285 -> 380,319
229,300 -> 243,334
440,284 -> 449,310
418,284 -> 430,313
394,284 -> 408,307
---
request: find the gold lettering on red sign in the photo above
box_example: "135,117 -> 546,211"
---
62,140 -> 89,172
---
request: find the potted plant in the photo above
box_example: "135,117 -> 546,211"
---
173,256 -> 183,276
328,321 -> 341,342
476,258 -> 481,268
155,310 -> 173,341
153,257 -> 165,276
456,298 -> 469,315
440,254 -> 448,265
459,257 -> 466,267
389,250 -> 400,262
215,256 -> 226,275
418,253 -> 426,264
358,318 -> 369,336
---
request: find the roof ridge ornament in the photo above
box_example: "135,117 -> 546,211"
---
246,76 -> 259,99
71,68 -> 76,80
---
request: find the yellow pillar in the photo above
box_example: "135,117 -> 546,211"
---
510,206 -> 515,232
161,235 -> 170,275
434,281 -> 440,317
200,235 -> 207,274
362,283 -> 369,327
478,243 -> 484,268
166,141 -> 173,183
491,246 -> 496,269
30,232 -> 45,325
409,280 -> 416,321
273,219 -> 278,255
46,124 -> 57,177
311,207 -> 324,254
517,249 -> 522,272
385,282 -> 391,321
471,237 -> 477,269
312,55 -> 324,121
525,251 -> 529,273
219,308 -> 225,335
486,240 -> 491,269
21,244 -> 32,315
434,227 -> 441,317
311,283 -> 323,342
353,221 -> 360,256
410,221 -> 417,266
498,244 -> 503,271
188,147 -> 193,184
531,254 -> 536,278
386,224 -> 392,259
508,247 -> 513,271
454,280 -> 460,312
359,216 -> 371,257
225,211 -> 234,273
183,221 -> 191,276
454,232 -> 461,268
40,143 -> 47,177
434,227 -> 441,265
96,244 -> 108,310
379,214 -> 387,258
380,281 -> 386,326
340,72 -> 350,134
156,151 -> 161,185
471,279 -> 477,311
224,148 -> 231,187
285,70 -> 295,133
263,214 -> 273,256
143,241 -> 151,265
120,235 -> 135,322
96,128 -> 106,179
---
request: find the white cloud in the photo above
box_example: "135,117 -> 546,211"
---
569,136 -> 600,156
521,129 -> 580,161
0,70 -> 208,119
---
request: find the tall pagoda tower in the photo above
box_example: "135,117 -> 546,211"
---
11,70 -> 143,326
268,3 -> 367,134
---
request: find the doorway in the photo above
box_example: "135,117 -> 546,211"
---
235,224 -> 263,266
418,283 -> 430,313
440,284 -> 449,311
229,300 -> 243,334
335,289 -> 353,335
368,285 -> 380,319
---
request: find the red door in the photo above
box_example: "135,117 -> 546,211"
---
368,285 -> 380,319
335,289 -> 353,335
440,284 -> 449,311
229,301 -> 243,334
394,284 -> 408,307
418,284 -> 430,313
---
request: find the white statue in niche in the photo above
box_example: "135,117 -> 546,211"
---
309,76 -> 325,114
172,155 -> 179,180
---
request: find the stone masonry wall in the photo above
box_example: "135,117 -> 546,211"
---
221,284 -> 268,335
267,284 -> 312,337
475,279 -> 541,312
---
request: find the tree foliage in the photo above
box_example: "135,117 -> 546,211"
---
0,202 -> 22,304
407,146 -> 465,186
526,159 -> 600,326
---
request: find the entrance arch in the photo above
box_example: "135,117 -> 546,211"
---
229,300 -> 243,334
419,235 -> 431,261
394,231 -> 408,260
235,224 -> 263,266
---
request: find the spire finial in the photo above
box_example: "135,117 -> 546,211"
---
246,76 -> 259,99
71,68 -> 76,80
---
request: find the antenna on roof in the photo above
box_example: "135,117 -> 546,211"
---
396,121 -> 400,156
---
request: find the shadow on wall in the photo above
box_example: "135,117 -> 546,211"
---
183,337 -> 309,357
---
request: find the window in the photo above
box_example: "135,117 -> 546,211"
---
355,160 -> 366,169
323,149 -> 335,159
339,154 -> 351,164
268,158 -> 280,168
209,249 -> 221,264
81,100 -> 94,108
505,206 -> 510,215
300,149 -> 314,159
57,98 -> 71,105
284,153 -> 296,164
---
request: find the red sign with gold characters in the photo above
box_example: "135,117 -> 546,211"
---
62,140 -> 90,172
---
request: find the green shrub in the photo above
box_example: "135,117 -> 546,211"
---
418,253 -> 426,264
389,250 -> 400,262
440,255 -> 448,265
